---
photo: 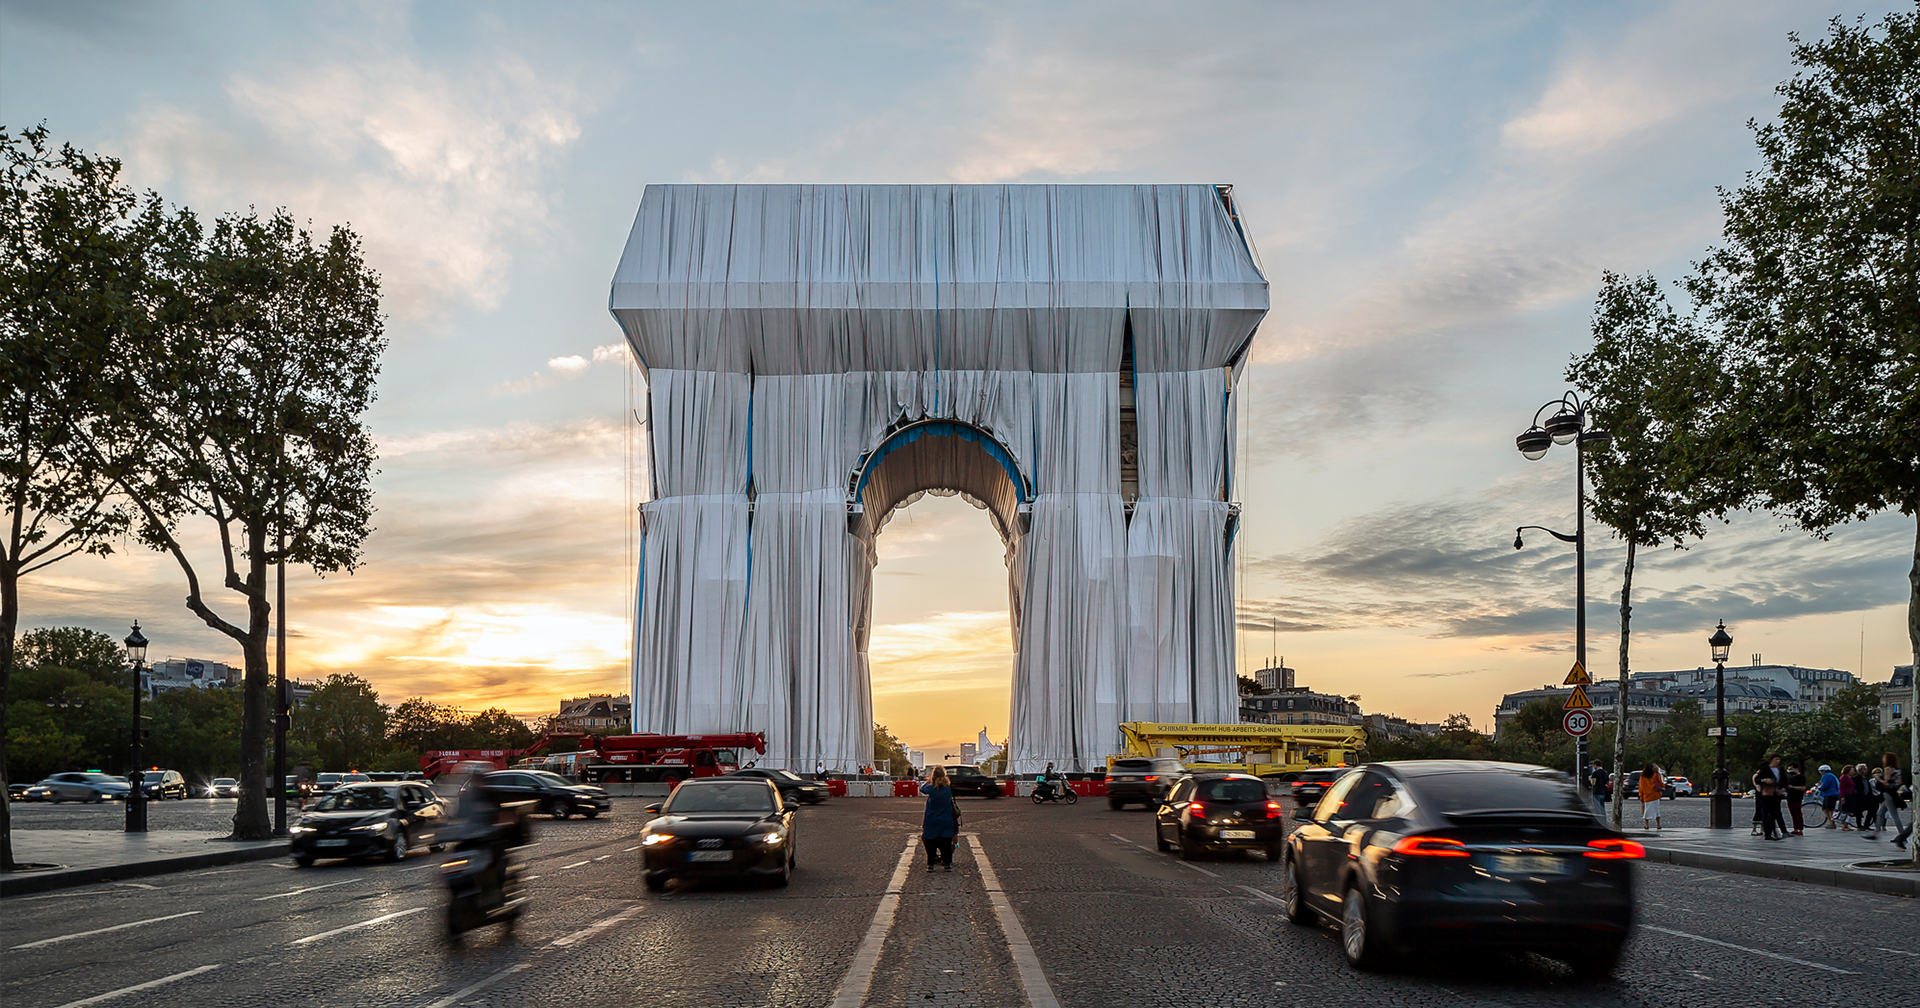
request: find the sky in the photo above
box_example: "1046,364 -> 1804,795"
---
4,0 -> 1914,760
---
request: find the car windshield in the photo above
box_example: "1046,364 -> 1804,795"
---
1113,759 -> 1154,772
83,774 -> 122,785
665,783 -> 776,813
531,772 -> 574,786
1414,770 -> 1594,817
948,766 -> 983,777
310,787 -> 395,811
1197,779 -> 1267,802
214,778 -> 236,785
317,774 -> 342,783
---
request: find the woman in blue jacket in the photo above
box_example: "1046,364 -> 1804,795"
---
1817,765 -> 1842,829
921,766 -> 959,872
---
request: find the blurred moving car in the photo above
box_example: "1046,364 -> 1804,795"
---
289,782 -> 449,866
729,767 -> 830,804
36,772 -> 131,803
339,772 -> 372,787
204,777 -> 240,798
1289,767 -> 1355,809
8,781 -> 33,802
936,764 -> 1002,798
1154,772 -> 1287,860
314,773 -> 344,793
1282,760 -> 1638,977
133,769 -> 188,800
478,770 -> 612,819
639,777 -> 796,891
1106,757 -> 1182,810
1667,776 -> 1695,797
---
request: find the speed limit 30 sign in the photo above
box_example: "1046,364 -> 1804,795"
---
1563,709 -> 1592,737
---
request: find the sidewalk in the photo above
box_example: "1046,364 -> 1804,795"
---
1,830 -> 286,898
1635,825 -> 1916,897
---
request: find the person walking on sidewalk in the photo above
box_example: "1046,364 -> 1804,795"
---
1838,764 -> 1861,830
1784,763 -> 1807,835
1858,763 -> 1882,831
1868,753 -> 1905,842
1817,765 -> 1842,828
1637,764 -> 1664,830
920,765 -> 959,872
1753,755 -> 1788,841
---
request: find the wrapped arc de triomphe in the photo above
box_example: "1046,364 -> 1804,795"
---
608,184 -> 1269,773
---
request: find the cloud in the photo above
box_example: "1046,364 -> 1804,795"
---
488,343 -> 633,395
123,30 -> 583,317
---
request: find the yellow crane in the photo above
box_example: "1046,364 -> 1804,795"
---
1113,722 -> 1367,776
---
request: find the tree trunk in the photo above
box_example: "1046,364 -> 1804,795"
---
1610,538 -> 1635,831
1,559 -> 18,871
230,537 -> 274,840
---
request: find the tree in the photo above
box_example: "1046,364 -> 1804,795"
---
1,126 -> 151,870
1508,698 -> 1565,749
873,723 -> 912,777
107,208 -> 384,840
146,687 -> 244,781
1686,10 -> 1919,860
1569,272 -> 1744,827
294,674 -> 388,771
466,708 -> 534,750
1236,674 -> 1269,695
16,626 -> 126,679
387,698 -> 468,753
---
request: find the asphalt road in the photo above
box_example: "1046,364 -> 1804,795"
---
3,796 -> 1915,1008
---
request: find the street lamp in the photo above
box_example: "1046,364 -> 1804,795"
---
124,622 -> 149,834
1708,620 -> 1734,829
1514,391 -> 1610,806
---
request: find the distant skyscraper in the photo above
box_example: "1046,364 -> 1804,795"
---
975,727 -> 1001,760
961,743 -> 977,764
909,750 -> 925,769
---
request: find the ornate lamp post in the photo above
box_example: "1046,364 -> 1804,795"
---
1708,620 -> 1734,830
1514,392 -> 1610,798
124,622 -> 149,834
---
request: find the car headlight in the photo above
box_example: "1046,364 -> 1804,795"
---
290,826 -> 315,834
759,832 -> 785,845
640,833 -> 675,846
348,821 -> 391,833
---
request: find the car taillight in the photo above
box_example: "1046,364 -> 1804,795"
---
1188,801 -> 1206,820
1390,836 -> 1470,857
1144,775 -> 1158,781
1265,800 -> 1283,819
1584,838 -> 1645,859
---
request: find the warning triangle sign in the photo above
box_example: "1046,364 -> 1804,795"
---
1563,685 -> 1593,710
1563,662 -> 1591,686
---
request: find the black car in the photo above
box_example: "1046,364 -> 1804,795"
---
479,770 -> 612,819
1289,766 -> 1354,809
729,767 -> 830,804
1282,761 -> 1638,976
289,782 -> 449,866
1154,772 -> 1287,860
132,769 -> 188,800
1107,757 -> 1182,809
640,777 -> 796,890
937,764 -> 1002,798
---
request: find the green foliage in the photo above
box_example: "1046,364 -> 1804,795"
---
5,649 -> 133,782
145,687 -> 243,780
15,627 -> 127,684
467,708 -> 535,750
873,723 -> 913,777
1236,674 -> 1268,695
384,697 -> 533,754
293,673 -> 388,772
1508,699 -> 1565,749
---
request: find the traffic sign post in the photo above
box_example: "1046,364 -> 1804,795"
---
1563,709 -> 1592,737
1562,685 -> 1593,710
1563,661 -> 1591,686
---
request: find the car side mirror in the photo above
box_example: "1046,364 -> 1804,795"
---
644,802 -> 663,813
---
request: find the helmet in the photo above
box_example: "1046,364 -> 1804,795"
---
1818,765 -> 1831,773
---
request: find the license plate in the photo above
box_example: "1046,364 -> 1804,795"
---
1492,854 -> 1565,876
689,850 -> 732,862
317,839 -> 348,847
1220,829 -> 1255,840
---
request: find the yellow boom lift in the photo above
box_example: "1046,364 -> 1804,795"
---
1114,722 -> 1368,776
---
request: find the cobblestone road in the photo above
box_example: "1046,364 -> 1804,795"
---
3,796 -> 1914,1007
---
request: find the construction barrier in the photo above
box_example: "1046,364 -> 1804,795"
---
828,779 -> 848,798
893,780 -> 919,797
1070,780 -> 1106,797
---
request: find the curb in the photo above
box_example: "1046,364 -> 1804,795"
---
1,842 -> 288,898
1640,845 -> 1917,897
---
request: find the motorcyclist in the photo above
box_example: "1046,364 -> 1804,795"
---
445,763 -> 518,910
1035,763 -> 1058,800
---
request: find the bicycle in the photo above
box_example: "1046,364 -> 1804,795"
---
1800,795 -> 1832,829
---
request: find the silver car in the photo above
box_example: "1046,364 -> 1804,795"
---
37,772 -> 132,803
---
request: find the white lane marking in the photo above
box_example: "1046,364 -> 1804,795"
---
826,836 -> 920,1008
621,845 -> 641,852
547,906 -> 643,948
109,882 -> 159,890
969,834 -> 1062,1008
11,911 -> 204,951
1240,885 -> 1284,905
558,860 -> 591,870
424,964 -> 530,1008
1641,925 -> 1854,973
51,964 -> 220,1008
522,875 -> 542,882
1876,946 -> 1918,957
593,854 -> 612,861
1108,832 -> 1221,877
290,906 -> 427,945
254,879 -> 357,901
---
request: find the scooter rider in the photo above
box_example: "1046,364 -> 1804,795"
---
1034,762 -> 1058,799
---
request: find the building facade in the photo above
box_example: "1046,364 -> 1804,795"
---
1494,661 -> 1861,737
1240,687 -> 1360,726
1884,666 -> 1913,734
558,694 -> 632,732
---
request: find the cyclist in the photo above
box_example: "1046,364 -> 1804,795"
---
1816,764 -> 1842,829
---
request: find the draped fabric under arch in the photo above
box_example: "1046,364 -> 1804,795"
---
611,184 -> 1268,772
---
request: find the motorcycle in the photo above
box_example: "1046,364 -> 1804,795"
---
441,799 -> 533,940
1031,778 -> 1078,805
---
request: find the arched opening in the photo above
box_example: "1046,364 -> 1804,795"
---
850,420 -> 1027,769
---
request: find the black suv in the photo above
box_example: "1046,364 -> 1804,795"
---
479,769 -> 612,819
729,767 -> 830,804
1289,767 -> 1355,810
133,769 -> 188,800
1106,757 -> 1182,809
937,764 -> 1002,798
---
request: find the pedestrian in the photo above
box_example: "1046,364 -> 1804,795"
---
1855,763 -> 1880,830
1838,764 -> 1860,830
1753,754 -> 1788,841
1637,763 -> 1663,830
1817,765 -> 1842,828
920,765 -> 959,872
1586,761 -> 1608,814
1750,755 -> 1785,836
1869,753 -> 1905,843
1784,763 -> 1807,835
